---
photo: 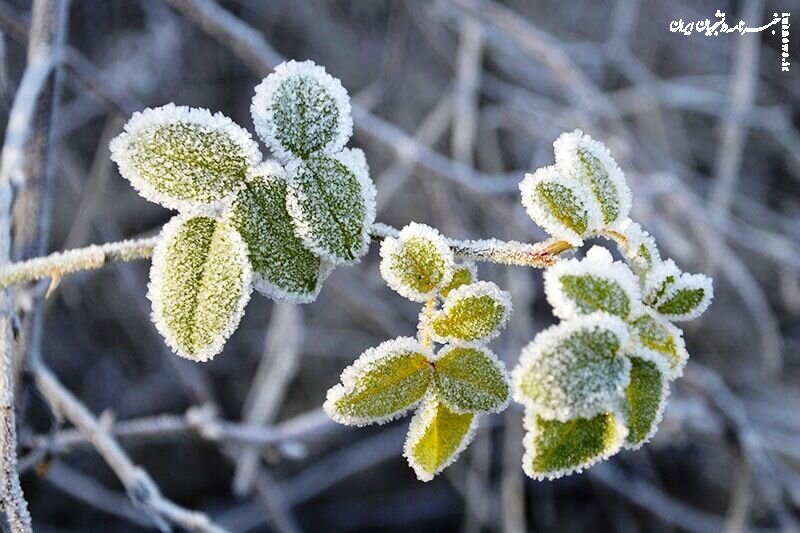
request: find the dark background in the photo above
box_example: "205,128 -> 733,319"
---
1,0 -> 799,531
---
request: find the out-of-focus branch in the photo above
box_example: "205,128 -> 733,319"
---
30,358 -> 229,532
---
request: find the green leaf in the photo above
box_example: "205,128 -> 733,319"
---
285,149 -> 376,265
523,411 -> 626,480
228,162 -> 330,303
379,223 -> 455,302
149,214 -> 252,362
251,60 -> 352,161
513,314 -> 631,421
623,356 -> 667,448
656,272 -> 713,321
544,246 -> 641,320
110,104 -> 260,210
629,313 -> 687,378
520,166 -> 594,245
439,262 -> 477,298
434,345 -> 509,414
404,395 -> 476,481
324,337 -> 433,425
430,281 -> 512,343
553,129 -> 631,228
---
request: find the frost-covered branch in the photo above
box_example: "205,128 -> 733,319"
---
0,225 -> 572,290
0,236 -> 158,288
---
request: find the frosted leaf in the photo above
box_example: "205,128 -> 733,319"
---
522,410 -> 627,480
554,129 -> 632,228
403,394 -> 478,482
629,310 -> 688,379
285,148 -> 376,265
513,313 -> 631,421
618,220 -> 660,271
324,337 -> 433,426
379,223 -> 455,302
642,259 -> 681,307
429,281 -> 512,343
433,345 -> 510,414
622,356 -> 669,449
148,214 -> 252,362
519,166 -> 599,246
543,245 -> 641,320
251,59 -> 352,161
655,272 -> 713,321
439,261 -> 477,299
227,161 -> 331,304
110,103 -> 261,211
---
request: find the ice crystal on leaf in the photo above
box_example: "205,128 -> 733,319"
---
642,259 -> 714,321
513,313 -> 631,421
433,345 -> 510,414
522,410 -> 627,480
553,129 -> 632,229
110,103 -> 261,211
285,149 -> 376,265
429,281 -> 512,343
544,245 -> 642,320
148,214 -> 252,362
618,220 -> 660,271
519,166 -> 597,246
622,356 -> 669,448
439,261 -> 477,298
404,395 -> 478,482
227,161 -> 331,304
323,337 -> 433,426
251,60 -> 352,161
629,310 -> 688,379
379,223 -> 455,302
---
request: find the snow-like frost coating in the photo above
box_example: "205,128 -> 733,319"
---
285,149 -> 375,265
110,103 -> 261,211
433,343 -> 511,414
618,219 -> 660,270
429,281 -> 512,343
621,357 -> 671,451
519,166 -> 600,246
521,409 -> 628,480
323,337 -> 433,427
147,213 -> 253,362
553,129 -> 632,230
543,245 -> 642,320
642,259 -> 682,306
403,395 -> 479,482
379,222 -> 455,302
656,272 -> 714,321
629,309 -> 689,379
251,59 -> 352,162
512,313 -> 632,421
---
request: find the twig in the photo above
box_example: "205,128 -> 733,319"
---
233,304 -> 302,496
31,358 -> 229,532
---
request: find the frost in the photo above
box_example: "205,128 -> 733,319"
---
379,223 -> 455,302
513,313 -> 631,421
543,245 -> 642,320
404,394 -> 478,482
629,310 -> 688,379
285,149 -> 375,265
323,337 -> 433,426
642,259 -> 681,307
622,356 -> 670,449
519,166 -> 599,246
148,213 -> 253,362
429,281 -> 512,343
227,161 -> 331,304
656,272 -> 714,321
433,344 -> 510,414
554,129 -> 632,229
439,261 -> 477,299
251,59 -> 352,161
618,220 -> 660,271
110,103 -> 261,211
521,410 -> 627,480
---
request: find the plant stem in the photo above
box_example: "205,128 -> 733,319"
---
0,225 -> 573,289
